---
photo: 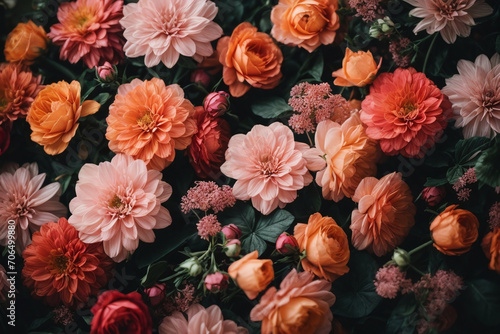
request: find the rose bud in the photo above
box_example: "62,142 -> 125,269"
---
224,239 -> 241,258
422,186 -> 446,207
203,91 -> 230,117
96,61 -> 116,82
144,283 -> 166,306
332,48 -> 382,87
275,233 -> 299,254
204,272 -> 229,293
179,257 -> 203,277
392,248 -> 410,267
221,224 -> 242,240
190,69 -> 211,87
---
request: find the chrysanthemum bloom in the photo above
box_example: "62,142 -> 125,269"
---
48,0 -> 125,68
217,22 -> 283,97
27,80 -> 100,155
0,162 -> 67,253
360,67 -> 451,158
442,54 -> 500,138
304,113 -> 379,201
106,78 -> 196,171
22,218 -> 113,308
159,304 -> 248,334
0,62 -> 43,123
270,0 -> 340,52
404,0 -> 493,44
4,20 -> 48,64
220,122 -> 312,215
350,172 -> 416,256
250,269 -> 336,334
68,154 -> 173,262
120,0 -> 222,68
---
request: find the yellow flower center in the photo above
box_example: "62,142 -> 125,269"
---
109,194 -> 123,209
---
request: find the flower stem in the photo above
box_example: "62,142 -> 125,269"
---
306,131 -> 313,146
41,56 -> 77,81
422,33 -> 439,75
409,264 -> 425,276
408,240 -> 433,256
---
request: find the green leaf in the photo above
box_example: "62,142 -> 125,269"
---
241,233 -> 267,255
462,279 -> 500,326
304,52 -> 324,82
424,177 -> 448,187
386,294 -> 418,334
454,137 -> 491,165
141,261 -> 168,288
93,92 -> 111,106
446,165 -> 465,184
254,209 -> 295,243
28,312 -> 54,331
287,184 -> 322,221
219,202 -> 256,236
475,142 -> 500,187
251,96 -> 293,119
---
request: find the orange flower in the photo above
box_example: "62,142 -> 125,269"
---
27,80 -> 100,155
332,48 -> 382,87
430,205 -> 479,256
350,172 -> 416,256
217,22 -> 283,97
106,78 -> 197,170
4,21 -> 48,64
228,251 -> 274,300
294,213 -> 350,281
481,228 -> 500,274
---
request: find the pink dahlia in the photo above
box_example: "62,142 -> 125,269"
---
48,0 -> 125,68
68,154 -> 172,262
0,163 -> 67,252
404,0 -> 493,44
442,54 -> 500,138
361,67 -> 451,158
120,0 -> 223,68
220,122 -> 312,215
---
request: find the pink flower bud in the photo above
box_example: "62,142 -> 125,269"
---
203,91 -> 230,117
276,232 -> 299,254
96,61 -> 116,81
204,272 -> 229,293
221,224 -> 242,240
422,186 -> 446,207
144,283 -> 166,306
190,69 -> 211,87
224,239 -> 241,257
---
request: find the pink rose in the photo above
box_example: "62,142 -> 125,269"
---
276,232 -> 299,254
205,272 -> 229,293
144,283 -> 166,306
422,186 -> 446,207
203,91 -> 229,117
221,224 -> 242,240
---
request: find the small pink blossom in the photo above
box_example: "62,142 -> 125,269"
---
53,305 -> 74,326
96,62 -> 116,81
388,37 -> 412,68
349,0 -> 384,22
488,201 -> 500,230
181,181 -> 235,214
173,284 -> 200,313
374,266 -> 412,299
197,214 -> 221,240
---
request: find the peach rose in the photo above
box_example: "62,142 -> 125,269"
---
4,21 -> 48,64
294,213 -> 350,281
332,48 -> 382,87
481,227 -> 500,274
217,22 -> 283,97
27,81 -> 100,155
228,251 -> 274,300
430,205 -> 479,256
270,0 -> 340,52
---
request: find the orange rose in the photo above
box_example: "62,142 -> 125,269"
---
4,21 -> 48,64
271,0 -> 340,52
27,81 -> 100,155
217,22 -> 283,97
481,227 -> 500,274
228,251 -> 274,300
294,213 -> 350,281
332,48 -> 382,87
430,205 -> 479,256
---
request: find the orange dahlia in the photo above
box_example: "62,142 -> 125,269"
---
22,217 -> 113,308
106,78 -> 197,171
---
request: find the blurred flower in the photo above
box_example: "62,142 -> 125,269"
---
217,22 -> 283,97
179,257 -> 203,277
0,121 -> 11,156
0,162 -> 67,252
488,201 -> 500,230
204,91 -> 230,118
96,62 -> 116,82
106,78 -> 197,170
159,304 -> 248,334
351,172 -> 416,256
430,205 -> 479,256
197,214 -> 221,240
348,0 -> 384,22
388,37 -> 412,68
52,306 -> 74,326
0,265 -> 9,303
181,181 -> 235,213
48,0 -> 125,68
68,154 -> 172,262
270,0 -> 340,52
90,290 -> 152,334
442,53 -> 500,138
27,80 -> 100,155
22,218 -> 113,308
361,67 -> 451,158
4,20 -> 48,64
404,0 -> 493,44
204,272 -> 229,293
190,69 -> 211,88
228,251 -> 274,300
0,62 -> 43,123
221,122 -> 312,215
374,265 -> 412,299
275,233 -> 299,254
481,227 -> 500,274
145,283 -> 166,306
250,269 -> 336,334
224,239 -> 241,257
120,0 -> 222,68
221,224 -> 242,240
332,48 -> 382,87
422,186 -> 446,207
294,213 -> 350,281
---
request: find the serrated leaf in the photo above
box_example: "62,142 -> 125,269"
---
219,202 -> 255,236
462,279 -> 500,326
446,165 -> 465,184
254,209 -> 295,243
241,233 -> 267,255
141,261 -> 168,288
251,96 -> 293,119
454,137 -> 490,165
475,143 -> 500,187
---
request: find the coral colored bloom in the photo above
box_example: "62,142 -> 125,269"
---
250,269 -> 336,334
4,20 -> 48,64
48,0 -> 125,68
0,163 -> 67,253
27,80 -> 100,155
22,218 -> 113,308
404,0 -> 493,44
159,304 -> 248,334
228,251 -> 274,300
351,172 -> 416,256
442,54 -> 500,138
221,122 -> 312,215
481,227 -> 500,274
332,48 -> 382,87
120,0 -> 222,68
106,78 -> 197,171
270,0 -> 340,52
217,22 -> 283,97
361,67 -> 451,158
68,154 -> 173,262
